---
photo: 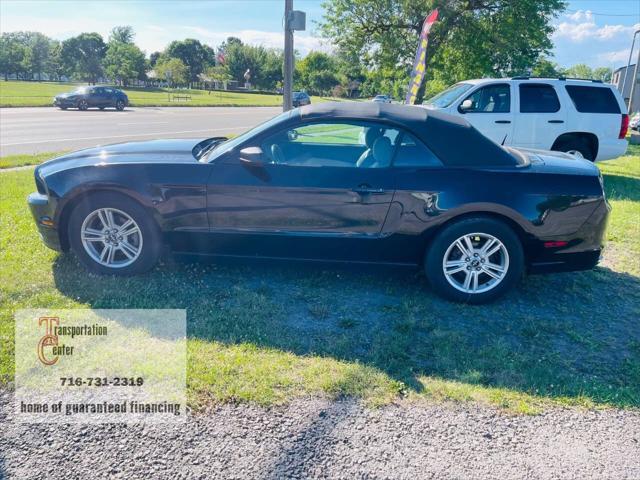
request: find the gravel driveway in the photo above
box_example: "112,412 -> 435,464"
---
1,390 -> 639,479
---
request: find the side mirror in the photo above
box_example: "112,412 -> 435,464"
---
239,146 -> 264,164
458,99 -> 473,113
287,130 -> 299,141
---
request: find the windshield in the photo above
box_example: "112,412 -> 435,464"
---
424,83 -> 473,108
206,109 -> 296,162
73,87 -> 90,94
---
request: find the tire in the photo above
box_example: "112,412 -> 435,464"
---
554,137 -> 594,161
59,106 -> 67,110
68,192 -> 162,275
99,107 -> 105,110
78,99 -> 89,111
425,217 -> 524,304
116,100 -> 125,111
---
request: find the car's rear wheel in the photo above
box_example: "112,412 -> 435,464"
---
555,138 -> 594,161
116,100 -> 125,111
425,217 -> 524,303
78,99 -> 89,111
68,193 -> 161,275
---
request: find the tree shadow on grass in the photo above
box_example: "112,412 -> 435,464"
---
52,253 -> 640,409
603,173 -> 640,201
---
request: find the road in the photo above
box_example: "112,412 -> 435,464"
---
0,106 -> 282,156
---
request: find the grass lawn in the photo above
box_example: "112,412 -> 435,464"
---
0,146 -> 638,414
0,80 -> 338,107
0,152 -> 68,169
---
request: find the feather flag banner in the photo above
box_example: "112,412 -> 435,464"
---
405,9 -> 439,105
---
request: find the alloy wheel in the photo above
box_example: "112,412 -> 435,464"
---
80,208 -> 143,268
442,233 -> 509,294
566,149 -> 584,158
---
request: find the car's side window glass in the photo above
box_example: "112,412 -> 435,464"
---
461,84 -> 510,113
519,84 -> 560,113
393,132 -> 442,167
261,121 -> 398,168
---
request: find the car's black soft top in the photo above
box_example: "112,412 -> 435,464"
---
298,102 -> 518,167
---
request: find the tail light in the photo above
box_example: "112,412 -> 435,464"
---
619,114 -> 629,139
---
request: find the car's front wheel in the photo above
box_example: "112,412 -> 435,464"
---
68,193 -> 161,275
116,100 -> 125,111
77,99 -> 89,111
425,217 -> 524,303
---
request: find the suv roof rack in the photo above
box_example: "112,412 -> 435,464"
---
511,75 -> 603,83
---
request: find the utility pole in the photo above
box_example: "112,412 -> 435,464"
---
283,0 -> 294,111
628,29 -> 640,114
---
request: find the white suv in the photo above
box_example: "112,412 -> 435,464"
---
421,77 -> 629,161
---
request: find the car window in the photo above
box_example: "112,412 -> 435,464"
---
565,86 -> 621,114
393,132 -> 442,167
425,82 -> 473,108
261,121 -> 399,168
461,84 -> 510,113
519,84 -> 560,113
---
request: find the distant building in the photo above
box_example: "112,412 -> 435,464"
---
613,64 -> 640,113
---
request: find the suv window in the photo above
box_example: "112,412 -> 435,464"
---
261,121 -> 398,168
393,133 -> 442,167
565,85 -> 620,114
461,84 -> 510,113
519,84 -> 560,113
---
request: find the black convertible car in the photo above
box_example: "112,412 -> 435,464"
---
53,86 -> 128,111
28,103 -> 609,303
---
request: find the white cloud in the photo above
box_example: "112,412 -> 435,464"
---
0,13 -> 331,57
597,49 -> 633,64
554,11 -> 639,43
182,27 -> 331,55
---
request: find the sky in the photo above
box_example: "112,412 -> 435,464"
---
0,0 -> 639,69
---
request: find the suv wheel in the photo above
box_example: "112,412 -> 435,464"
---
116,100 -> 125,111
68,193 -> 161,275
555,137 -> 594,161
77,99 -> 89,111
425,217 -> 524,303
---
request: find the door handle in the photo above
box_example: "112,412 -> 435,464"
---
548,120 -> 564,124
494,120 -> 511,124
353,184 -> 385,195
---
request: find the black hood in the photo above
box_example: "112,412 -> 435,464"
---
37,138 -> 208,177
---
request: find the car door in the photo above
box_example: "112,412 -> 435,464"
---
456,83 -> 514,145
205,120 -> 397,261
511,83 -> 567,149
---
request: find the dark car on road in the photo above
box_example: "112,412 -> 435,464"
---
28,103 -> 610,303
292,91 -> 311,107
54,86 -> 128,111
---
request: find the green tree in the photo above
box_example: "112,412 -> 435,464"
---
109,26 -> 135,44
149,51 -> 162,68
320,0 -> 566,102
0,32 -> 28,80
47,40 -> 64,80
564,63 -> 593,79
295,51 -> 340,95
202,65 -> 231,89
60,32 -> 106,83
166,39 -> 215,82
104,42 -> 146,85
593,67 -> 612,83
155,57 -> 188,87
20,32 -> 51,80
532,57 -> 563,78
224,40 -> 283,90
